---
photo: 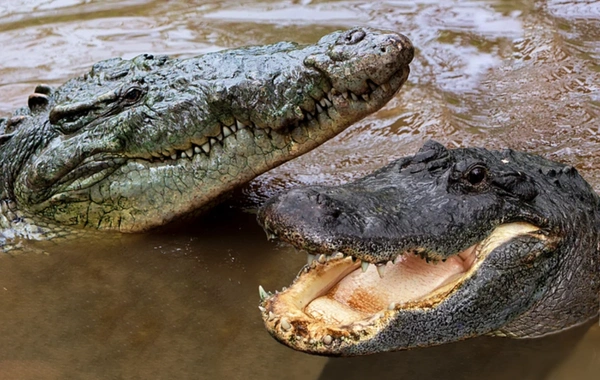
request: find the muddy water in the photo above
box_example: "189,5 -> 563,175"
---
0,1 -> 599,379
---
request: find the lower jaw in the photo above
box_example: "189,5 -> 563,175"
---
259,222 -> 545,352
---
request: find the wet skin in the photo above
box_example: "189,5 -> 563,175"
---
0,27 -> 413,246
258,140 -> 600,356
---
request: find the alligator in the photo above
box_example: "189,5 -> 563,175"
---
257,140 -> 600,356
0,27 -> 413,247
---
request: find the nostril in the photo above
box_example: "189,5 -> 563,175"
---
345,29 -> 366,45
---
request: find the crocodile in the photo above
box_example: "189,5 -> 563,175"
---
0,27 -> 413,246
257,140 -> 600,356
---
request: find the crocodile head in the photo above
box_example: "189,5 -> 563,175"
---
0,27 -> 413,234
258,140 -> 600,355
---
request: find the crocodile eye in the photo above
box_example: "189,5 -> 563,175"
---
122,87 -> 144,104
466,166 -> 487,185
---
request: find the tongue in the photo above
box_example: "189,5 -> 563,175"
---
305,254 -> 467,325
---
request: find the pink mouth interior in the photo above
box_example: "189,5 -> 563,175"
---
304,247 -> 476,325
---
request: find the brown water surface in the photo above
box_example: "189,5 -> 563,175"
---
0,1 -> 599,379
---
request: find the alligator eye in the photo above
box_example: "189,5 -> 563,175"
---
466,166 -> 487,185
122,87 -> 144,104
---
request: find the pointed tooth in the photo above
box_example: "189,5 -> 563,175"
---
361,93 -> 370,101
306,113 -> 313,120
361,261 -> 370,273
317,254 -> 326,264
342,91 -> 349,99
236,119 -> 246,130
185,148 -> 193,157
180,152 -> 187,158
324,97 -> 333,107
223,126 -> 233,138
230,123 -> 238,133
350,92 -> 358,101
171,153 -> 177,160
194,146 -> 201,154
323,335 -> 333,345
332,252 -> 344,260
381,83 -> 390,92
368,81 -> 378,91
376,264 -> 386,278
258,306 -> 266,313
307,254 -> 316,265
320,98 -> 327,108
259,285 -> 269,301
217,133 -> 224,142
316,103 -> 323,113
201,142 -> 210,154
393,255 -> 402,264
280,317 -> 292,331
388,302 -> 396,310
209,137 -> 218,145
327,92 -> 334,102
268,311 -> 277,321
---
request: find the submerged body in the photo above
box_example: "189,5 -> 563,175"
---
258,140 -> 600,356
0,27 -> 413,245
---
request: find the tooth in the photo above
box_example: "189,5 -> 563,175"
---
332,252 -> 344,260
306,113 -> 313,120
259,285 -> 269,301
327,92 -> 334,102
230,123 -> 238,133
323,335 -> 333,345
361,261 -> 370,272
181,152 -> 187,158
342,91 -> 349,99
350,92 -> 358,101
393,255 -> 402,264
268,311 -> 277,321
280,317 -> 292,331
316,103 -> 323,113
307,254 -> 316,265
388,302 -> 396,310
194,146 -> 201,154
171,153 -> 177,160
368,81 -> 377,91
361,93 -> 370,101
185,148 -> 193,157
236,119 -> 246,130
201,142 -> 210,154
223,126 -> 233,137
320,98 -> 327,108
381,83 -> 390,92
317,254 -> 326,264
217,134 -> 224,142
324,97 -> 333,107
258,306 -> 266,313
376,264 -> 386,278
209,137 -> 218,145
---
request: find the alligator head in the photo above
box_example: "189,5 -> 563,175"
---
0,27 -> 413,237
258,140 -> 600,355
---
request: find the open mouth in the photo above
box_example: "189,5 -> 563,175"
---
259,222 -> 546,352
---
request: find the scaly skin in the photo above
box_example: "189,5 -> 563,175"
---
258,140 -> 600,356
0,27 -> 413,245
